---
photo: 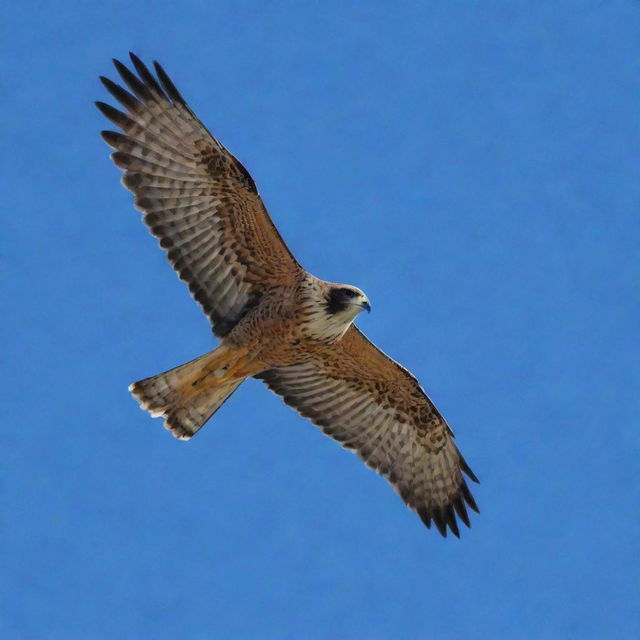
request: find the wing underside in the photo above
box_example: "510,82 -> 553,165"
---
97,53 -> 302,336
257,326 -> 479,537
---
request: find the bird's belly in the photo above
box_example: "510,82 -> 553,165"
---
251,325 -> 322,368
223,292 -> 343,368
224,306 -> 305,366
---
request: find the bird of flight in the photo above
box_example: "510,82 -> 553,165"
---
97,54 -> 479,537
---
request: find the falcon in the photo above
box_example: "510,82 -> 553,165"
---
97,53 -> 479,537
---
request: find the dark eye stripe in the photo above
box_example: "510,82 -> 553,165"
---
340,288 -> 356,297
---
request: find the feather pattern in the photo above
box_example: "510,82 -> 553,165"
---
97,53 -> 302,337
257,327 -> 479,537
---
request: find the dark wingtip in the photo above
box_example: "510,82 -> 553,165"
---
452,495 -> 471,528
153,60 -> 185,104
460,479 -> 480,514
95,101 -> 131,130
432,511 -> 448,537
95,101 -> 118,119
112,57 -> 129,78
441,504 -> 458,538
127,53 -> 165,98
459,452 -> 479,484
99,75 -> 140,110
417,506 -> 432,529
100,130 -> 125,148
417,472 -> 480,536
419,502 -> 468,538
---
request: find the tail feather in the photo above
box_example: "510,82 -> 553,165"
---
129,349 -> 244,439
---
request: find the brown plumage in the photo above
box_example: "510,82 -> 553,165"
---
97,53 -> 479,537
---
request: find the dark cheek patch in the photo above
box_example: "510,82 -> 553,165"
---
326,289 -> 348,315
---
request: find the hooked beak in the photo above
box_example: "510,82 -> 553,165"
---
360,299 -> 371,313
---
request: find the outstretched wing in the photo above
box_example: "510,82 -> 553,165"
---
97,53 -> 302,337
257,326 -> 479,537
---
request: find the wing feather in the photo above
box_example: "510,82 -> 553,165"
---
98,54 -> 302,336
257,326 -> 479,537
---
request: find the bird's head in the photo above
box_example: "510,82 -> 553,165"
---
326,284 -> 371,319
303,279 -> 371,343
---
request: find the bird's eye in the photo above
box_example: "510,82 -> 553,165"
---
340,288 -> 356,297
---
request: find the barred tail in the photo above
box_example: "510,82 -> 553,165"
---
129,348 -> 244,439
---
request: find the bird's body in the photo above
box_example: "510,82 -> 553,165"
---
98,54 -> 479,537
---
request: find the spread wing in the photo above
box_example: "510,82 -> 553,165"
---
257,326 -> 479,537
97,53 -> 302,337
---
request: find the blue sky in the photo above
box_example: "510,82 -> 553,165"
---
3,2 -> 639,638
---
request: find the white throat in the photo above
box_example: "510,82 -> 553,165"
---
305,306 -> 358,343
